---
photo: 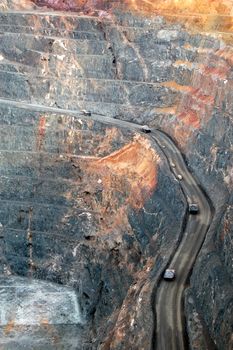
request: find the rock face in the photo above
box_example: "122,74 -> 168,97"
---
0,105 -> 185,349
0,1 -> 232,349
0,276 -> 83,350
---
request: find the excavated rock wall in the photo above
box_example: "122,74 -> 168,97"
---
0,1 -> 232,349
149,30 -> 233,350
0,100 -> 186,349
0,9 -> 179,348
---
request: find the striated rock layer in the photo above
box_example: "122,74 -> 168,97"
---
0,106 -> 185,349
0,1 -> 232,349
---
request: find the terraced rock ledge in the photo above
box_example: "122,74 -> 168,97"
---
0,2 -> 232,350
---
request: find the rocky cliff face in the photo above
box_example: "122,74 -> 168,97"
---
0,1 -> 232,349
0,108 -> 186,348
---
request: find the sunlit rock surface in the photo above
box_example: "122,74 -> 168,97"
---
0,1 -> 232,349
0,276 -> 82,349
0,104 -> 185,349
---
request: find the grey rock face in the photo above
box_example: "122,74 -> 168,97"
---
0,6 -> 232,350
0,105 -> 185,349
0,276 -> 83,350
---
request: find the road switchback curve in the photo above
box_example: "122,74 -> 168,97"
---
152,130 -> 212,350
0,98 -> 213,350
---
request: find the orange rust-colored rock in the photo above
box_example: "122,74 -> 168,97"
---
154,106 -> 178,115
36,116 -> 47,151
216,47 -> 233,65
30,0 -> 233,36
0,0 -> 35,10
161,80 -> 194,93
4,320 -> 15,335
4,0 -> 233,39
87,135 -> 159,210
30,0 -> 233,15
127,0 -> 233,15
62,134 -> 160,240
178,110 -> 201,129
40,319 -> 49,326
168,42 -> 233,147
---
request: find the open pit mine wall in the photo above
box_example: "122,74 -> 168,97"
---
99,13 -> 233,350
127,19 -> 233,350
0,6 -> 188,349
123,16 -> 233,350
0,106 -> 187,350
0,1 -> 232,349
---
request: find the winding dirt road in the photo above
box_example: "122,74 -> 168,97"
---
0,97 -> 213,349
152,130 -> 212,350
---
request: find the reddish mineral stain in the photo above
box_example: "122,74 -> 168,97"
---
36,116 -> 46,151
4,320 -> 15,335
32,0 -> 233,15
87,135 -> 159,210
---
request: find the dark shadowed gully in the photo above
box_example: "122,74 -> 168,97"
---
0,1 -> 232,350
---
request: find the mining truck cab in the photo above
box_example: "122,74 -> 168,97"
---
141,125 -> 151,133
188,203 -> 199,214
163,269 -> 176,281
